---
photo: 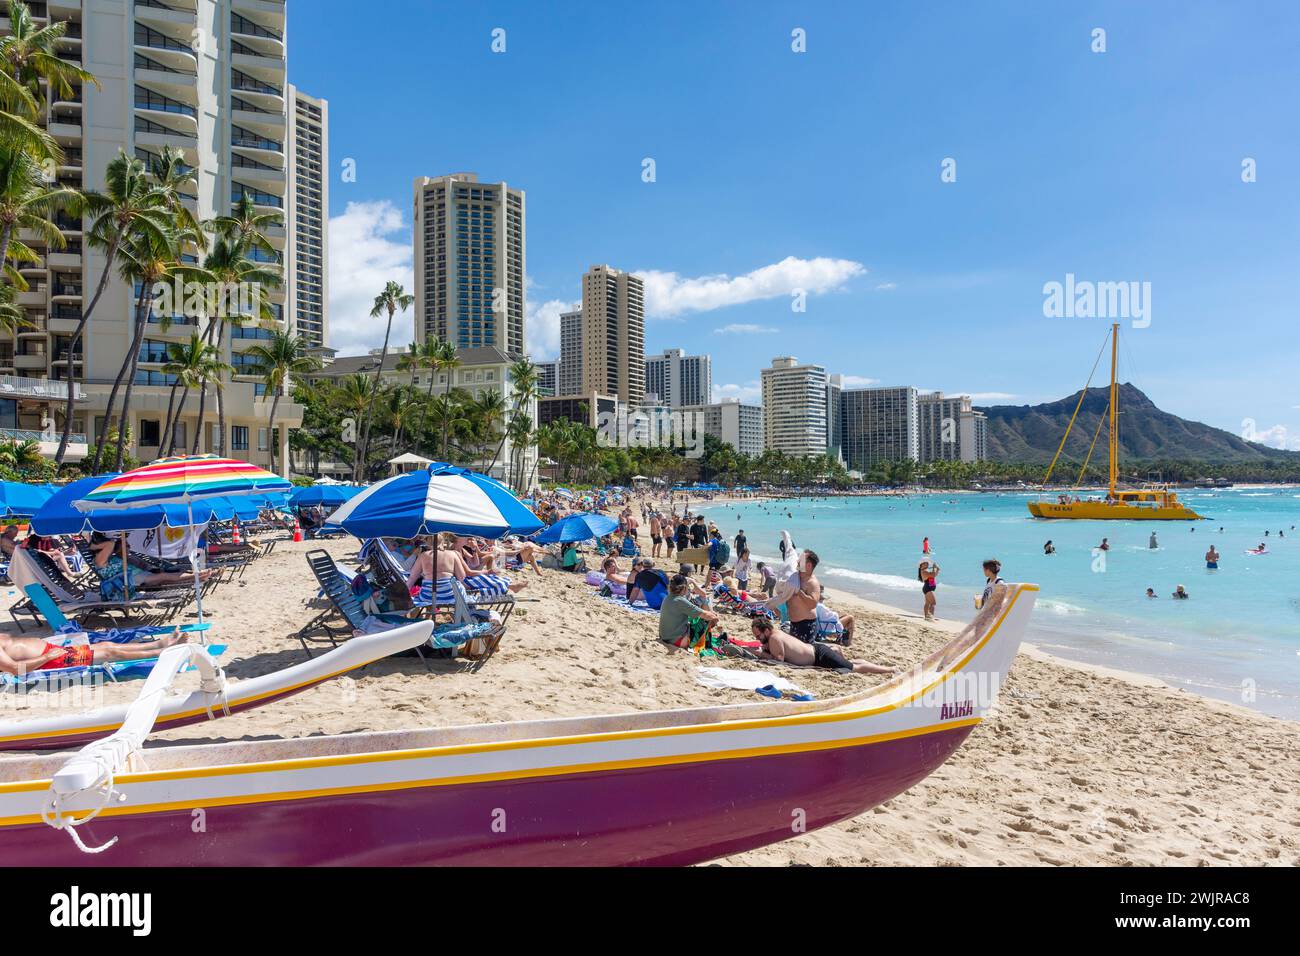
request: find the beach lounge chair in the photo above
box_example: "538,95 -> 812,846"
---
6,550 -> 185,631
298,550 -> 428,666
298,550 -> 500,667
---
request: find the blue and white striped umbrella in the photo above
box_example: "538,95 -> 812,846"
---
325,462 -> 543,540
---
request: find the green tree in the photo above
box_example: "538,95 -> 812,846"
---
245,329 -> 320,475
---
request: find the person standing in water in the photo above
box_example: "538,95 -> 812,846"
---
1149,532 -> 1158,550
1205,545 -> 1219,570
918,560 -> 939,621
1098,537 -> 1110,551
922,537 -> 931,555
1043,540 -> 1056,555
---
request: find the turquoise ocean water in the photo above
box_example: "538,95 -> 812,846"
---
696,489 -> 1300,720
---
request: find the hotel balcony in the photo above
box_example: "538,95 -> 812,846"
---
133,0 -> 195,29
48,119 -> 81,142
135,125 -> 198,153
47,315 -> 82,335
48,249 -> 82,269
13,350 -> 48,371
16,285 -> 46,307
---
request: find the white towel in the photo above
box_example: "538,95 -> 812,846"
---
695,666 -> 806,695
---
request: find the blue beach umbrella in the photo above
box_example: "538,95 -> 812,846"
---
0,481 -> 55,518
532,512 -> 619,544
326,462 -> 543,540
30,475 -> 214,536
289,484 -> 363,507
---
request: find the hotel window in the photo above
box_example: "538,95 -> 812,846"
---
139,419 -> 161,447
258,428 -> 269,451
231,426 -> 249,451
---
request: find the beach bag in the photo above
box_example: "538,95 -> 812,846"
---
715,540 -> 731,565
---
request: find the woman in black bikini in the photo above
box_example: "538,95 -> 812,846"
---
918,560 -> 939,621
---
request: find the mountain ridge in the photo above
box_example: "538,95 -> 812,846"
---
976,384 -> 1297,464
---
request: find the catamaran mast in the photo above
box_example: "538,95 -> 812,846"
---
1108,322 -> 1118,497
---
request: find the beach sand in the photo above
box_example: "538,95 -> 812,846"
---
3,534 -> 1298,866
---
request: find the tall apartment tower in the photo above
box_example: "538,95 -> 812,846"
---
534,360 -> 558,397
826,373 -> 843,461
579,265 -> 644,405
840,385 -> 920,471
557,309 -> 583,396
644,348 -> 712,407
413,173 -> 526,357
0,0 -> 304,470
286,85 -> 328,350
760,357 -> 828,457
918,391 -> 988,463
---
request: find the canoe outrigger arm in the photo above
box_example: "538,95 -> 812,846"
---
41,642 -> 228,854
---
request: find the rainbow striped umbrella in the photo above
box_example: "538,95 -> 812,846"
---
74,456 -> 291,626
74,455 -> 291,510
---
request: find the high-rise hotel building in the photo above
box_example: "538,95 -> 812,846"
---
840,385 -> 920,470
578,264 -> 644,405
286,84 -> 328,351
413,173 -> 526,357
644,348 -> 711,408
0,0 -> 308,471
760,357 -> 828,457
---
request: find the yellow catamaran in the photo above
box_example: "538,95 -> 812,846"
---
1027,323 -> 1202,521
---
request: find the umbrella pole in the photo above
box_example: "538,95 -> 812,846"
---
120,533 -> 130,609
189,498 -> 205,632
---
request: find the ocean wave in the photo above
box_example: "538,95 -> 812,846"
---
1039,599 -> 1087,615
820,566 -> 921,592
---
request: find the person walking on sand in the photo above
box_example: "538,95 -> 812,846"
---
1205,545 -> 1220,570
649,512 -> 662,558
918,559 -> 939,621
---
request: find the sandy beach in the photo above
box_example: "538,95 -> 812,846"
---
3,533 -> 1298,866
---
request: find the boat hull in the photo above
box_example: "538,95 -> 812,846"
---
0,724 -> 973,866
1027,501 -> 1201,520
0,586 -> 1037,866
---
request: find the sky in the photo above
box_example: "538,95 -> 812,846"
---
290,0 -> 1300,448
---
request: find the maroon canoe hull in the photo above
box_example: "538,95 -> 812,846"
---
3,724 -> 972,866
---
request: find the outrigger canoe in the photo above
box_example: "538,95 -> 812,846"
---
0,584 -> 1037,866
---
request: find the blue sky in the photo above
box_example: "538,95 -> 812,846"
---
293,0 -> 1300,447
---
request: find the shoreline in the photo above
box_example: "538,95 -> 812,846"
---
815,582 -> 1282,727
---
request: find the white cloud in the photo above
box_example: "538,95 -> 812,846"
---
715,323 -> 778,335
711,381 -> 762,405
874,282 -> 896,291
328,200 -> 414,355
966,392 -> 1018,402
526,298 -> 579,360
840,375 -> 879,388
1250,424 -> 1300,450
635,255 -> 865,319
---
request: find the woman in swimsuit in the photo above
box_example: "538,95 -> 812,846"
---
918,560 -> 939,621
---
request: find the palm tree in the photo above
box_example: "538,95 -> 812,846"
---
0,2 -> 98,102
354,281 -> 413,480
508,413 -> 535,492
198,226 -> 281,456
435,339 -> 460,460
0,147 -> 81,280
245,329 -> 319,475
91,219 -> 207,473
55,152 -> 177,465
331,373 -> 383,478
0,1 -> 97,157
469,388 -> 506,470
490,357 -> 537,480
159,333 -> 209,455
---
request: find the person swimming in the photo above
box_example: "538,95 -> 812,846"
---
1043,540 -> 1056,555
1172,585 -> 1189,599
1145,588 -> 1157,599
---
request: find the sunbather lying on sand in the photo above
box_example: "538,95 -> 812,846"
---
750,617 -> 894,675
0,628 -> 188,677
